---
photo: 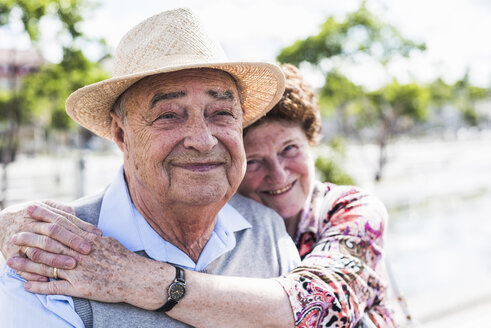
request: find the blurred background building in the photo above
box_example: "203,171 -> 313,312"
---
0,49 -> 44,89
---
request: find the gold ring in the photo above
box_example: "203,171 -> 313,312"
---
53,267 -> 58,280
24,247 -> 31,257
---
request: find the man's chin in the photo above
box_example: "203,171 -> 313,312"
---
180,192 -> 229,207
172,182 -> 231,206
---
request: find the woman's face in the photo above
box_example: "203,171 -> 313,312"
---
238,120 -> 314,221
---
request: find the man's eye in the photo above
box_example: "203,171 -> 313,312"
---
216,110 -> 233,116
158,113 -> 175,119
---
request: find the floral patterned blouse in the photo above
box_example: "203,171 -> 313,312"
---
275,181 -> 396,327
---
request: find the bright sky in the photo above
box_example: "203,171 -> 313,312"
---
2,0 -> 491,90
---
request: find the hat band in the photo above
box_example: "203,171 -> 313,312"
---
113,54 -> 229,77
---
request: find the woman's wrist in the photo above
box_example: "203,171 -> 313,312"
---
124,258 -> 175,310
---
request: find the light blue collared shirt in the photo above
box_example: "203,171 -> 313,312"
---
0,167 -> 260,327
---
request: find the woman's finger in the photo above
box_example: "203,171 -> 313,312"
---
7,256 -> 62,279
0,203 -> 32,258
16,270 -> 49,282
24,279 -> 72,296
41,200 -> 76,215
14,231 -> 74,255
38,202 -> 102,236
22,209 -> 93,255
13,232 -> 78,269
28,204 -> 95,237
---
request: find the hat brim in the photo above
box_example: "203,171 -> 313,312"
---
66,61 -> 285,140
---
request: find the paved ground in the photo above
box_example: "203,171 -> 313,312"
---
346,134 -> 491,327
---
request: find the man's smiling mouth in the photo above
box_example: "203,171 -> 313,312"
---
173,162 -> 223,172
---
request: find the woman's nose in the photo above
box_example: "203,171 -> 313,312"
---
267,158 -> 288,184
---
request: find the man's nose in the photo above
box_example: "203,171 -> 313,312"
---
183,117 -> 218,152
267,158 -> 288,184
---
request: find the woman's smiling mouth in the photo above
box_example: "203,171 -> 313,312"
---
264,181 -> 295,195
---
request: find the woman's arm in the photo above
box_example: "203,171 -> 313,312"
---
274,184 -> 395,327
1,189 -> 394,328
171,272 -> 294,327
1,203 -> 295,328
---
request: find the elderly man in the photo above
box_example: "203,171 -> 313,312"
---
0,8 -> 300,327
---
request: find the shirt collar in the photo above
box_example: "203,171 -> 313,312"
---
98,166 -> 251,270
98,166 -> 143,251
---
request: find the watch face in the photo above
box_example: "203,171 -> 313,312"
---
168,282 -> 186,301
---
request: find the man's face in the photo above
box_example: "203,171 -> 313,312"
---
114,69 -> 245,208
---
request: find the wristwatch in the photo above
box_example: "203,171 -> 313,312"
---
157,265 -> 186,312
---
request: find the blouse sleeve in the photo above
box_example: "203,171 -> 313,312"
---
275,185 -> 396,327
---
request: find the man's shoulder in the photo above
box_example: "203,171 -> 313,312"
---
207,194 -> 299,277
0,266 -> 82,327
229,194 -> 284,228
69,189 -> 107,225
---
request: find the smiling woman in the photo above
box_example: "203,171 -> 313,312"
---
239,120 -> 314,233
238,64 -> 395,327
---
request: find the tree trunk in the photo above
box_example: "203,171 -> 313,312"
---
374,139 -> 387,182
0,162 -> 7,209
0,50 -> 21,208
0,123 -> 18,209
375,118 -> 392,182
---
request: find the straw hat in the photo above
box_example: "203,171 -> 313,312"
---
65,8 -> 286,140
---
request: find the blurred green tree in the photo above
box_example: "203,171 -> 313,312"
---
278,1 -> 425,68
279,3 -> 490,181
19,47 -> 108,132
315,137 -> 355,185
277,1 -> 430,181
426,74 -> 488,130
366,81 -> 430,180
452,71 -> 488,126
0,0 -> 108,208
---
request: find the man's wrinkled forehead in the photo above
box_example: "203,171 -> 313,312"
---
134,68 -> 241,105
150,89 -> 236,109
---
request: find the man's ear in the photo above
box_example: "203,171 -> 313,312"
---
110,112 -> 126,152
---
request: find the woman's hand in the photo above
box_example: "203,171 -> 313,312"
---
5,204 -> 173,309
0,201 -> 101,281
3,203 -> 295,327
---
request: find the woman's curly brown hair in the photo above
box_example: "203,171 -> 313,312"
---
244,63 -> 321,145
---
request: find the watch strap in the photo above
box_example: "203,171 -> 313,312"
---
158,298 -> 178,312
175,265 -> 185,283
156,265 -> 185,313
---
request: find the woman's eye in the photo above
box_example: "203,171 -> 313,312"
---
282,144 -> 298,156
246,159 -> 261,172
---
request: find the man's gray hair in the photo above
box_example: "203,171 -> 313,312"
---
111,90 -> 129,123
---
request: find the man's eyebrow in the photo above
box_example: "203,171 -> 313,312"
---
207,90 -> 235,101
150,91 -> 186,107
